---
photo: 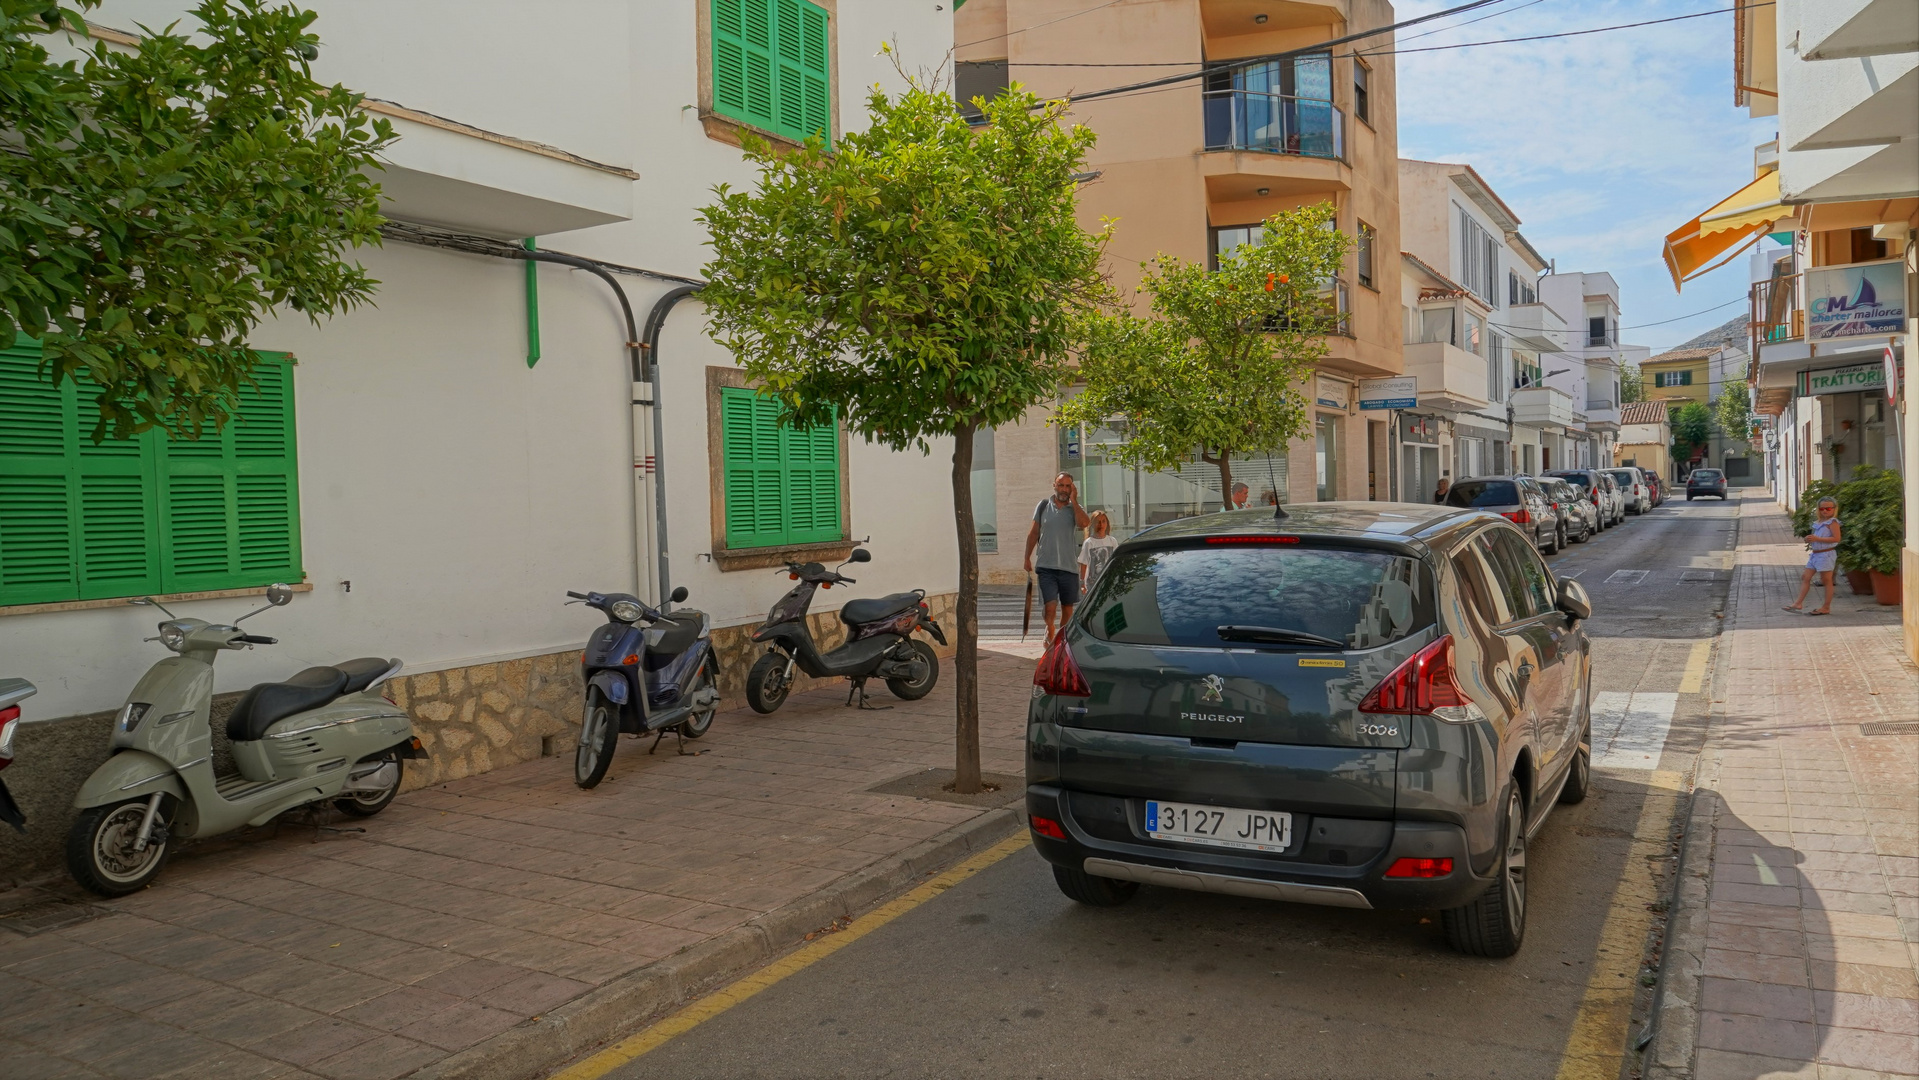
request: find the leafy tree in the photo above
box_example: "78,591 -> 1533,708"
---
698,76 -> 1110,793
1619,363 -> 1645,404
1,0 -> 393,439
1059,206 -> 1346,505
1713,380 -> 1753,446
1669,400 -> 1712,467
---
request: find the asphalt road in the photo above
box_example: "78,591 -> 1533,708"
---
586,496 -> 1744,1080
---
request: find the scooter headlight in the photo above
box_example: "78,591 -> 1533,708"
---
157,621 -> 189,651
609,599 -> 645,623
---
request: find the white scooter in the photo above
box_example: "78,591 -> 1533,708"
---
67,585 -> 422,896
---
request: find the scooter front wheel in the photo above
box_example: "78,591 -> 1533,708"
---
68,798 -> 170,897
575,688 -> 620,789
746,653 -> 790,715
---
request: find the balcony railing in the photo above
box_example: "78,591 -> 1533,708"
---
1202,90 -> 1344,161
1751,273 -> 1804,345
1586,398 -> 1616,411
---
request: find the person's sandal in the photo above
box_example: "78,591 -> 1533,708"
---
1807,609 -> 1830,616
1782,605 -> 1803,612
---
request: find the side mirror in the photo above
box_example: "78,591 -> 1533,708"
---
1556,579 -> 1592,622
670,586 -> 689,604
265,583 -> 294,607
849,548 -> 872,563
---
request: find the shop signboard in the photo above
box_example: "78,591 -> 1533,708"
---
1796,362 -> 1894,397
1315,377 -> 1350,410
1359,376 -> 1418,410
1805,259 -> 1906,340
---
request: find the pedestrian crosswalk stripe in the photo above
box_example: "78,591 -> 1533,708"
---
1590,691 -> 1678,770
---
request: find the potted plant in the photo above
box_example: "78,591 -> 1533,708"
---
1795,477 -> 1874,594
1848,469 -> 1905,606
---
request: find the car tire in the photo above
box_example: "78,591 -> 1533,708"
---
1559,717 -> 1592,806
1557,525 -> 1567,550
1052,864 -> 1140,907
1443,787 -> 1527,958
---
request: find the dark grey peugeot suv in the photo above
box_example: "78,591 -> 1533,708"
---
1026,503 -> 1594,957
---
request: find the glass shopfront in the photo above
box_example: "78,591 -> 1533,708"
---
1058,419 -> 1289,539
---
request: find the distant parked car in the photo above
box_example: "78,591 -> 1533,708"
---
1544,469 -> 1623,529
1604,468 -> 1652,515
1027,502 -> 1596,958
1686,468 -> 1728,500
1544,478 -> 1596,543
1644,473 -> 1664,506
1446,476 -> 1564,553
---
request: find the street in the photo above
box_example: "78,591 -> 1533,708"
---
573,499 -> 1740,1080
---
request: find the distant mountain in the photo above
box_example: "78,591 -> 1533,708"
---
1676,314 -> 1750,353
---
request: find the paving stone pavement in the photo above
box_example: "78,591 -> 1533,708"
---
0,649 -> 1034,1080
1684,492 -> 1919,1080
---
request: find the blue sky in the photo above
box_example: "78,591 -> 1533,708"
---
1389,0 -> 1781,352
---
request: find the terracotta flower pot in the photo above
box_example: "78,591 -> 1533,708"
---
1843,569 -> 1876,595
1870,569 -> 1903,606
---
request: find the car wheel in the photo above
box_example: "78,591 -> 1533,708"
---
1052,864 -> 1139,907
1443,786 -> 1527,958
1559,716 -> 1592,806
1557,525 -> 1567,550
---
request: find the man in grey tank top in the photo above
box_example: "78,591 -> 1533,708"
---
1024,472 -> 1090,646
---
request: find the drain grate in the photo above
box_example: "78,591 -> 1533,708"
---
0,899 -> 107,936
1605,570 -> 1651,585
1858,721 -> 1918,737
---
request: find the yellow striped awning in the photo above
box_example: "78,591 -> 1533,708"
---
1663,171 -> 1795,290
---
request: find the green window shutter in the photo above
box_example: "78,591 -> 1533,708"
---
796,0 -> 830,143
713,0 -> 778,133
713,0 -> 828,145
720,387 -> 841,550
158,354 -> 302,592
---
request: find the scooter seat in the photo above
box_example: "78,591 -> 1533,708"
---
840,593 -> 920,626
333,657 -> 398,694
226,667 -> 349,742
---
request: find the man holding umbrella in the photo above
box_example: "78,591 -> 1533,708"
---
1024,472 -> 1090,646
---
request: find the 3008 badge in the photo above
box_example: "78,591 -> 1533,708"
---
1356,723 -> 1400,737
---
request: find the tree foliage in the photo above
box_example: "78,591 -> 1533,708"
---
1,0 -> 393,439
1712,380 -> 1753,446
1619,362 -> 1644,403
1060,206 -> 1346,504
699,74 -> 1110,792
1669,400 -> 1712,465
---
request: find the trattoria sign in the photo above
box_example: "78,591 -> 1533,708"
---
1806,259 -> 1906,340
1797,362 -> 1894,397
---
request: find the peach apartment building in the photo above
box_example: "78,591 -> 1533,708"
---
954,0 -> 1407,583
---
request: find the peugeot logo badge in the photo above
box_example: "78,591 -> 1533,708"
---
1200,674 -> 1225,703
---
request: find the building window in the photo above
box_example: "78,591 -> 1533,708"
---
0,345 -> 302,606
1356,221 -> 1375,289
1507,270 -> 1535,306
1654,370 -> 1694,388
719,387 -> 842,549
1457,207 -> 1497,305
1314,414 -> 1339,501
1353,59 -> 1370,124
956,59 -> 1008,123
712,0 -> 831,145
1587,316 -> 1608,346
971,428 -> 997,553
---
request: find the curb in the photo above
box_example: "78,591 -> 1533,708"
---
409,805 -> 1025,1080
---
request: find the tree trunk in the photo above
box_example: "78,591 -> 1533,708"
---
949,421 -> 982,795
1204,451 -> 1234,510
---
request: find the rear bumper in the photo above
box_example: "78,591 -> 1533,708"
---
1028,784 -> 1494,911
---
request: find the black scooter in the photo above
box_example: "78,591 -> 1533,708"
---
568,586 -> 720,789
745,547 -> 946,713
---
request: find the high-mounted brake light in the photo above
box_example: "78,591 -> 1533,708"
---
1359,635 -> 1466,715
1033,636 -> 1091,698
1384,857 -> 1453,878
1205,536 -> 1301,545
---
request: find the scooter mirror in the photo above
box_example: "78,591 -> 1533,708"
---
265,584 -> 294,607
848,549 -> 872,563
670,586 -> 689,603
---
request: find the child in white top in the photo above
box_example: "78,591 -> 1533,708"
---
1078,510 -> 1119,592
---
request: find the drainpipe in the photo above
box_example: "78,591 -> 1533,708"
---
640,286 -> 700,609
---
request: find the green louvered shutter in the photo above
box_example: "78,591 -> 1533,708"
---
158,355 -> 302,592
721,387 -> 841,550
713,0 -> 828,145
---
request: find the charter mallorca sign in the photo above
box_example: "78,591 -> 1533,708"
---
1805,259 -> 1906,341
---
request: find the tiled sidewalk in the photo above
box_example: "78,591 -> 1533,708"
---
1688,492 -> 1919,1080
0,650 -> 1033,1080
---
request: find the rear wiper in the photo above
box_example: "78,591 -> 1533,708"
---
1215,625 -> 1345,649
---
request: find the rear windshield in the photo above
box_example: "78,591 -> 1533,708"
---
1605,470 -> 1638,485
1692,469 -> 1723,479
1079,545 -> 1436,650
1446,480 -> 1518,508
1546,471 -> 1591,490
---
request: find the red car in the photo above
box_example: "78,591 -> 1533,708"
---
1644,473 -> 1664,507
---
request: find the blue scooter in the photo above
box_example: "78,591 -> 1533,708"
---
566,586 -> 719,789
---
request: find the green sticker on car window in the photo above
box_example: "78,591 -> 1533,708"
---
1102,604 -> 1127,637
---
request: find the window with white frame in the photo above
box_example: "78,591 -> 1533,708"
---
1457,207 -> 1497,305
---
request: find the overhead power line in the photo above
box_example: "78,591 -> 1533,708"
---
956,0 -> 1126,51
1353,3 -> 1766,58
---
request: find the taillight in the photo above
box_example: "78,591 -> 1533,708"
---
0,704 -> 17,768
1359,635 -> 1466,715
1384,857 -> 1453,878
1501,509 -> 1530,524
1030,816 -> 1067,840
1034,636 -> 1091,698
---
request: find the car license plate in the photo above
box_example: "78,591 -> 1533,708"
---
1145,800 -> 1291,852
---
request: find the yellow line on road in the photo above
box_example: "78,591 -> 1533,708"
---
1677,640 -> 1711,694
551,831 -> 1033,1080
1554,769 -> 1686,1080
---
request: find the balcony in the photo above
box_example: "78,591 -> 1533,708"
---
1583,398 -> 1621,429
1203,90 -> 1344,161
1510,385 -> 1577,428
1751,273 -> 1804,346
1502,302 -> 1569,352
1403,341 -> 1490,411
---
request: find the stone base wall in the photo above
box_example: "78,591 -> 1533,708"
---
0,592 -> 960,887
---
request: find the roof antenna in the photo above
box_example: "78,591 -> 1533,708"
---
1265,451 -> 1289,520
